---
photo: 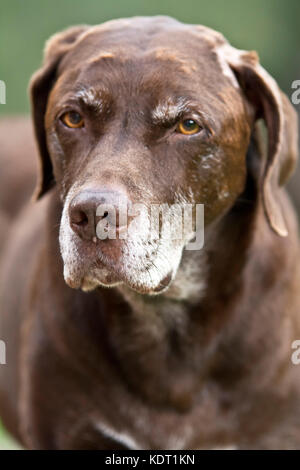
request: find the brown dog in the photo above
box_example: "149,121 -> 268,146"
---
0,16 -> 299,449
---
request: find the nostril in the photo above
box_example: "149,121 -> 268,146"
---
71,209 -> 89,227
69,189 -> 131,241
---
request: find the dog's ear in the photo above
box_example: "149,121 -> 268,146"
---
30,25 -> 90,199
222,46 -> 298,236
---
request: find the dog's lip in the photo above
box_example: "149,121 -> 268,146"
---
130,271 -> 174,295
63,240 -> 174,294
94,254 -> 174,294
150,271 -> 173,294
65,259 -> 173,294
89,253 -> 173,294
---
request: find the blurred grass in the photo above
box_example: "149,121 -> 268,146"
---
0,421 -> 20,450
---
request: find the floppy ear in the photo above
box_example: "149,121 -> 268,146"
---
30,25 -> 90,199
221,46 -> 298,236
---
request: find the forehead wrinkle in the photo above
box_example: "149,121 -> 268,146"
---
87,51 -> 117,65
152,48 -> 197,74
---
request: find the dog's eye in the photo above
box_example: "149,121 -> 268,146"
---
61,111 -> 84,128
177,119 -> 201,135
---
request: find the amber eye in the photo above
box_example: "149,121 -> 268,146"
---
177,119 -> 200,135
61,111 -> 84,128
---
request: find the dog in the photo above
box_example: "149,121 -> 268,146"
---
0,16 -> 299,449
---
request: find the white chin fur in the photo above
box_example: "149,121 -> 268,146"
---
59,187 -> 200,295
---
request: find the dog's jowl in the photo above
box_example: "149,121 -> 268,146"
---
0,16 -> 299,449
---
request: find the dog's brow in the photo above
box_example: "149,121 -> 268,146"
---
152,98 -> 198,125
74,87 -> 106,112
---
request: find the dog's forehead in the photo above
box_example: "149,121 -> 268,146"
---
58,16 -> 234,85
74,16 -> 226,54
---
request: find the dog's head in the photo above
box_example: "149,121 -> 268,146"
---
30,16 -> 298,295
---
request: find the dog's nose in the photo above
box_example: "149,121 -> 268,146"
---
69,189 -> 130,241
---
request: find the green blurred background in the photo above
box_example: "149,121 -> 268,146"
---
0,0 -> 299,449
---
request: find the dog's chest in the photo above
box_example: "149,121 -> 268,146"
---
90,382 -> 239,450
93,419 -> 238,450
